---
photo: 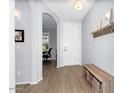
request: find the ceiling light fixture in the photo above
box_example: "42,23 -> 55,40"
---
73,0 -> 85,11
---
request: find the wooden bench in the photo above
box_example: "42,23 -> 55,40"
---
83,64 -> 114,93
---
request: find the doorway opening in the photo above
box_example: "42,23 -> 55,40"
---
42,13 -> 57,78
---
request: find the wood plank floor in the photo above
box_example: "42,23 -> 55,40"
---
16,61 -> 92,93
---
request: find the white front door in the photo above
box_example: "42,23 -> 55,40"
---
63,22 -> 81,66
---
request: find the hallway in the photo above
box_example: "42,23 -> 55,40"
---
16,61 -> 92,93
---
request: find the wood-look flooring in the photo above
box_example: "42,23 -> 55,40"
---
16,61 -> 92,93
16,84 -> 30,93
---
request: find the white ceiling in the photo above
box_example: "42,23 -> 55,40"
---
42,0 -> 96,22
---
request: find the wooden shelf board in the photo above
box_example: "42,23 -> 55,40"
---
91,23 -> 114,38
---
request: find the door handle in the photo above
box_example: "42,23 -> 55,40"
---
64,49 -> 68,51
64,47 -> 68,51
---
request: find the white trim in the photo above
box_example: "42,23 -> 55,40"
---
63,64 -> 82,67
9,1 -> 15,93
30,76 -> 43,85
16,82 -> 30,85
16,76 -> 43,85
57,64 -> 82,68
57,65 -> 64,68
29,1 -> 60,84
79,63 -> 82,66
9,89 -> 15,93
9,0 -> 15,90
29,2 -> 39,83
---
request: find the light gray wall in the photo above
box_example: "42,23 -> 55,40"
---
15,0 -> 31,83
81,0 -> 114,75
43,28 -> 57,59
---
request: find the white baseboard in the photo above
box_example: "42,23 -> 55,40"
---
57,65 -> 64,68
30,77 -> 43,85
16,82 -> 30,85
79,63 -> 82,66
57,63 -> 82,68
16,77 -> 43,85
64,64 -> 81,67
9,89 -> 15,93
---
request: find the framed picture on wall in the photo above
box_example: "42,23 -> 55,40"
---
15,29 -> 24,42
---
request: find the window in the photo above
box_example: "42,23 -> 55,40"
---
42,33 -> 49,52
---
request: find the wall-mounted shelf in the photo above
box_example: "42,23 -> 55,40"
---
91,23 -> 114,38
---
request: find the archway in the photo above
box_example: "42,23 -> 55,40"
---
42,13 -> 57,77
